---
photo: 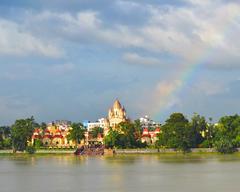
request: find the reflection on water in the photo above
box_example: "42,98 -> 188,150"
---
0,154 -> 240,192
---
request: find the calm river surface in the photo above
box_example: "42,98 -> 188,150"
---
0,154 -> 240,192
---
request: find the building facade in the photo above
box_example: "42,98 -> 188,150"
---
86,118 -> 109,132
31,121 -> 76,148
141,127 -> 161,144
139,115 -> 160,130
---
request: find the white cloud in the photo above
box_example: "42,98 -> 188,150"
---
33,1 -> 239,69
0,19 -> 63,58
2,1 -> 240,68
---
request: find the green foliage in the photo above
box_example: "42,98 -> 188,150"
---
91,127 -> 104,138
213,114 -> 240,153
2,138 -> 12,148
11,116 -> 37,152
67,123 -> 85,147
104,121 -> 146,149
34,139 -> 42,149
233,135 -> 240,147
0,126 -> 11,149
157,113 -> 191,152
117,121 -> 145,148
104,128 -> 120,148
199,140 -> 212,148
189,113 -> 207,147
214,138 -> 235,154
26,145 -> 36,154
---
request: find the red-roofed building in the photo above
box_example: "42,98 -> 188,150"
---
141,127 -> 161,144
31,122 -> 77,148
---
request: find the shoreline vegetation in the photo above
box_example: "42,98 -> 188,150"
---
1,113 -> 240,155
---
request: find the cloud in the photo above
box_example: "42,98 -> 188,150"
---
123,52 -> 160,65
134,80 -> 182,117
0,19 -> 63,58
196,82 -> 225,96
1,0 -> 240,124
18,0 -> 240,69
0,95 -> 40,124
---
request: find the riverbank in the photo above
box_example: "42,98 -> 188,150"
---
1,148 -> 240,155
115,148 -> 218,154
0,149 -> 75,155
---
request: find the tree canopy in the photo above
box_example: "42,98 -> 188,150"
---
67,123 -> 85,147
11,116 -> 37,152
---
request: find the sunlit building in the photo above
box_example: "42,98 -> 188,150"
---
87,118 -> 109,132
139,115 -> 160,130
141,127 -> 161,144
31,121 -> 76,148
86,99 -> 128,136
108,99 -> 127,128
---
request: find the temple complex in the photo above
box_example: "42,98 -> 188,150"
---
31,121 -> 76,148
31,99 -> 160,148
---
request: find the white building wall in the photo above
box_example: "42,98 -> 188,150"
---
87,118 -> 108,132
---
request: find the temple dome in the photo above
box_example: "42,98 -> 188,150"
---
113,99 -> 122,109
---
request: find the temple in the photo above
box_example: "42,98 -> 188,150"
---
108,99 -> 127,128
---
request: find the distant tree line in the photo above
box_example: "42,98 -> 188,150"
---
155,113 -> 240,153
1,113 -> 240,154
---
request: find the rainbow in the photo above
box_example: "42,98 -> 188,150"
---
153,8 -> 240,121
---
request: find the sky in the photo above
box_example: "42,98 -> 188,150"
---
0,0 -> 240,125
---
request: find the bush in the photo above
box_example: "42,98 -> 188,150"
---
3,138 -> 12,149
214,138 -> 236,154
233,135 -> 240,147
199,140 -> 212,148
26,146 -> 36,154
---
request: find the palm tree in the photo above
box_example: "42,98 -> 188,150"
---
67,123 -> 85,148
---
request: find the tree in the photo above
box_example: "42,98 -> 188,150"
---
0,126 -> 11,140
117,121 -> 144,148
213,114 -> 240,153
11,117 -> 37,152
0,126 -> 11,149
67,123 -> 85,148
133,119 -> 142,142
104,128 -> 120,148
189,113 -> 207,147
91,127 -> 104,138
157,113 -> 191,152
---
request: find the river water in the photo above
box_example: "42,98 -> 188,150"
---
0,154 -> 240,192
